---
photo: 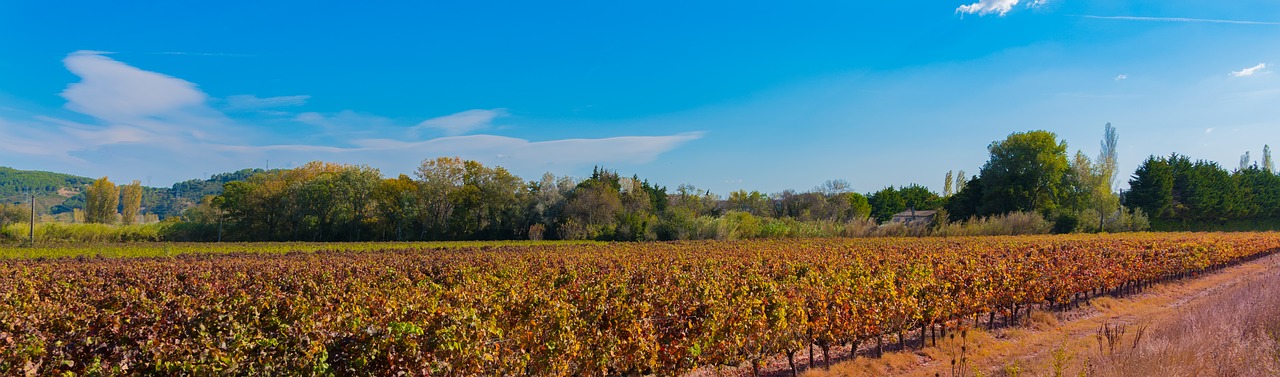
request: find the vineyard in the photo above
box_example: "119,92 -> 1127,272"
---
2,233 -> 1279,376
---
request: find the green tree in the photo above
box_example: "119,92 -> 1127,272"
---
898,184 -> 942,211
1125,156 -> 1174,218
727,190 -> 772,217
560,170 -> 622,240
415,157 -> 466,239
616,176 -> 658,241
977,130 -> 1070,215
1182,161 -> 1237,222
1098,123 -> 1119,190
1062,124 -> 1122,231
375,175 -> 419,241
84,176 -> 119,224
843,192 -> 872,221
945,176 -> 984,221
868,187 -> 905,222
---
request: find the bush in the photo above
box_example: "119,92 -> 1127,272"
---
2,222 -> 167,243
933,211 -> 1053,237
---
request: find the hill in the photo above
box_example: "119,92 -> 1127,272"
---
0,167 -> 94,215
0,166 -> 267,219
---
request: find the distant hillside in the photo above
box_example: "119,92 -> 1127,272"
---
0,166 -> 268,219
0,167 -> 94,214
147,169 -> 269,218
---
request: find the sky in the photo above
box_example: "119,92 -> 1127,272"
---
2,1 -> 1280,194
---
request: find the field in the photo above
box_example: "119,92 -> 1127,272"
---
2,233 -> 1278,376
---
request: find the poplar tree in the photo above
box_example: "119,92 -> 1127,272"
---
85,177 -> 119,224
1263,145 -> 1274,174
1098,123 -> 1118,190
944,170 -> 954,197
121,180 -> 143,225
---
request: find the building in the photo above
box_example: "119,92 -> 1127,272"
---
890,209 -> 937,226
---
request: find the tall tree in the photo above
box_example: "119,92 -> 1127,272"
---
945,176 -> 984,221
120,180 -> 143,225
85,177 -> 119,224
415,157 -> 466,239
1240,151 -> 1252,171
944,170 -> 954,197
977,131 -> 1070,215
1098,123 -> 1119,190
868,187 -> 906,222
1263,145 -> 1274,174
1126,156 -> 1175,218
560,170 -> 623,240
955,170 -> 966,192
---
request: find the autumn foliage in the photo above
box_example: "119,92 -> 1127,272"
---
2,233 -> 1277,375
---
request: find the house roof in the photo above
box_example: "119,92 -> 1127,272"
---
891,210 -> 938,218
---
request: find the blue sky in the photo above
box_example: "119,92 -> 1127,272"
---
2,1 -> 1280,194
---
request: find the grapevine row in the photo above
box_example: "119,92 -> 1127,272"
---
1,233 -> 1277,375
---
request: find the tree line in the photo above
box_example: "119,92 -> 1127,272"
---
45,124 -> 1279,242
1125,145 -> 1280,230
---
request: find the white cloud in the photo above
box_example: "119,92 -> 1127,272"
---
1079,15 -> 1280,25
1115,74 -> 1128,81
415,108 -> 508,135
154,52 -> 253,57
349,132 -> 704,164
61,50 -> 208,123
294,110 -> 398,130
226,94 -> 310,110
2,51 -> 703,185
956,0 -> 1020,16
1206,128 -> 1215,134
1231,63 -> 1267,77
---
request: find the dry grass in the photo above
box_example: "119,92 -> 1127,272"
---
1087,273 -> 1280,376
802,327 -> 1018,377
1027,310 -> 1059,331
794,253 -> 1280,377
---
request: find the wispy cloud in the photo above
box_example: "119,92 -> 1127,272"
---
1232,63 -> 1267,77
153,51 -> 254,57
62,51 -> 208,123
2,51 -> 703,184
415,108 -> 508,136
1206,128 -> 1215,134
350,132 -> 705,164
1115,74 -> 1128,81
59,50 -> 234,144
225,94 -> 311,110
1078,15 -> 1280,25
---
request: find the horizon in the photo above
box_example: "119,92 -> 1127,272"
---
3,1 -> 1280,194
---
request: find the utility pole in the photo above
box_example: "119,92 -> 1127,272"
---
28,188 -> 35,245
